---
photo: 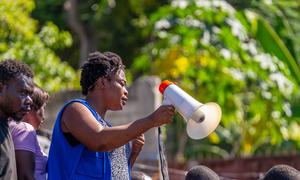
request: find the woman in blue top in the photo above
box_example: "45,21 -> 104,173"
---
48,51 -> 175,180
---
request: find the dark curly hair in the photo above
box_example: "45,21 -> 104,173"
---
31,84 -> 49,111
0,59 -> 34,83
80,51 -> 125,95
263,164 -> 300,180
185,165 -> 220,180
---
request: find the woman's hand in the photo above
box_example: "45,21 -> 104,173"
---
131,134 -> 145,154
130,133 -> 145,168
148,105 -> 175,127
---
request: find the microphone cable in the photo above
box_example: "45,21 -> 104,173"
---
158,127 -> 169,180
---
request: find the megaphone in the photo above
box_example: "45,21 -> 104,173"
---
159,80 -> 222,140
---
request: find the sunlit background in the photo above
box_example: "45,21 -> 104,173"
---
1,0 -> 299,179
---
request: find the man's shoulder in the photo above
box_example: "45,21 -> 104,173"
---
0,120 -> 9,138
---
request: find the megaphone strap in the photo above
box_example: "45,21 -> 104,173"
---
158,127 -> 169,180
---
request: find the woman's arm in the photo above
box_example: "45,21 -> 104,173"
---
15,150 -> 35,180
61,102 -> 174,152
129,134 -> 145,168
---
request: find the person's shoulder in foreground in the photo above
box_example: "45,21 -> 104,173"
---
262,164 -> 300,180
185,165 -> 220,180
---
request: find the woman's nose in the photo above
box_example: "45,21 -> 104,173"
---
124,87 -> 128,96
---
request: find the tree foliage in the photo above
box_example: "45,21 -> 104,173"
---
0,0 -> 78,92
11,0 -> 300,161
32,0 -> 168,70
228,0 -> 300,65
132,0 -> 300,159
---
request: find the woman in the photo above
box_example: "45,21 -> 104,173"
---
48,51 -> 175,180
9,85 -> 49,180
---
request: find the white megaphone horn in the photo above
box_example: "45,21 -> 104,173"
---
159,80 -> 222,140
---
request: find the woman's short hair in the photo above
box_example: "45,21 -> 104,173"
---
31,85 -> 49,111
80,51 -> 124,95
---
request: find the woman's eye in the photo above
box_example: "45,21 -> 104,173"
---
118,81 -> 125,87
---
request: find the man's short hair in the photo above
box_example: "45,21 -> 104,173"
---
185,165 -> 219,180
0,59 -> 33,83
31,85 -> 49,111
263,164 -> 300,180
80,51 -> 124,95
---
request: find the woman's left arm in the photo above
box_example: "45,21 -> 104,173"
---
129,134 -> 145,168
15,150 -> 35,180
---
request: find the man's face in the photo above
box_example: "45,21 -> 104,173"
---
0,74 -> 34,121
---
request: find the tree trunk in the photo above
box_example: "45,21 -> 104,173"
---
175,132 -> 188,163
64,0 -> 89,66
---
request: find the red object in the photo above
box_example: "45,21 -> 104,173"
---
159,80 -> 173,94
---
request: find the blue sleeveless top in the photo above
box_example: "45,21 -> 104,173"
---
47,99 -> 131,180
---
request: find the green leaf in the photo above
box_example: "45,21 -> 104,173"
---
254,17 -> 300,84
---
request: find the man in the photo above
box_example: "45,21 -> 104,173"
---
0,59 -> 34,179
9,85 -> 49,180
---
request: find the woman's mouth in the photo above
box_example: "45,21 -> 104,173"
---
121,98 -> 128,105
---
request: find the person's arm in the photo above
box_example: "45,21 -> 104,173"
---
9,122 -> 36,180
15,150 -> 35,180
129,134 -> 145,168
61,102 -> 175,152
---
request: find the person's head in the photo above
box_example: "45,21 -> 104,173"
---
263,164 -> 300,180
185,165 -> 220,180
80,51 -> 128,111
23,85 -> 49,130
0,59 -> 34,121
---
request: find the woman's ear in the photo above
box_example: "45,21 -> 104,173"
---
97,78 -> 106,89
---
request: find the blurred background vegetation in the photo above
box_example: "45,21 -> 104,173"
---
1,0 -> 299,163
